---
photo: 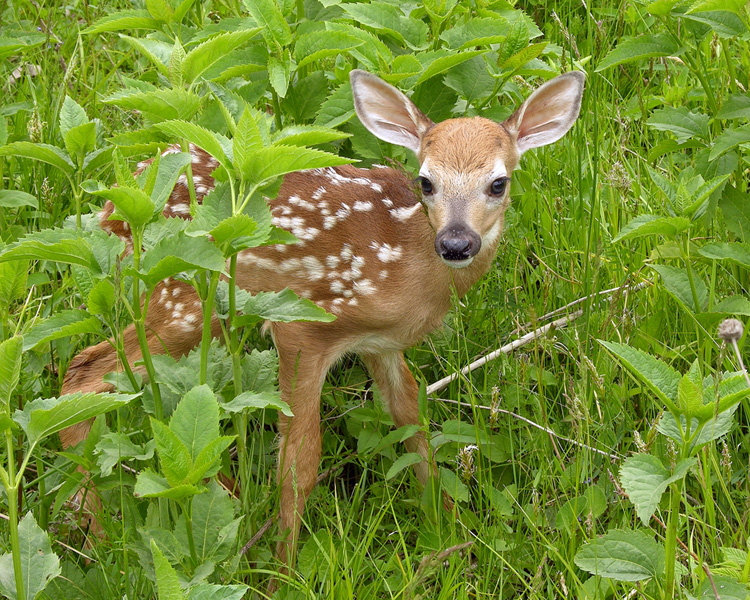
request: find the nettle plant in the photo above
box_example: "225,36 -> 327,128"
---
574,340 -> 750,598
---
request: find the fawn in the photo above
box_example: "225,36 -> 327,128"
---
59,69 -> 584,578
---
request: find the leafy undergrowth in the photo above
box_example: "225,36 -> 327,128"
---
1,0 -> 750,598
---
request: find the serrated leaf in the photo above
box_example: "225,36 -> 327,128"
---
657,408 -> 738,452
500,41 -> 547,72
150,540 -> 183,600
182,29 -> 260,85
574,529 -> 665,581
150,151 -> 192,212
95,433 -> 155,477
717,93 -> 750,120
151,418 -> 191,486
210,214 -> 258,252
620,455 -> 695,525
684,6 -> 747,38
294,30 -> 364,69
709,125 -> 750,161
650,264 -> 708,312
187,435 -> 234,484
0,337 -> 23,409
416,50 -> 487,85
242,145 -> 350,184
221,391 -> 292,416
242,288 -> 335,323
154,121 -> 231,168
189,481 -> 234,562
64,122 -> 97,162
698,242 -> 750,269
0,142 -> 74,176
596,33 -> 682,72
695,575 -> 750,600
59,96 -> 88,138
234,107 -> 264,177
598,341 -> 681,409
0,260 -> 28,314
14,392 -> 136,446
342,3 -> 429,50
136,471 -> 203,499
186,584 -> 249,600
647,106 -> 710,142
386,452 -> 424,480
137,232 -> 226,286
170,385 -> 219,463
82,9 -> 161,34
442,55 -> 497,104
271,125 -> 350,147
0,513 -> 61,600
719,186 -> 750,242
242,0 -> 292,47
314,82 -> 355,128
440,16 -> 511,49
92,186 -> 155,228
612,214 -> 690,242
23,309 -> 102,351
0,190 -> 37,209
0,228 -> 102,273
104,88 -> 202,122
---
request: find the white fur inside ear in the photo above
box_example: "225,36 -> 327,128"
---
510,72 -> 585,155
350,70 -> 433,155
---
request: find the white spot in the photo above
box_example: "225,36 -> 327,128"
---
175,303 -> 185,312
341,270 -> 352,281
172,203 -> 190,215
275,244 -> 288,253
353,200 -> 373,212
348,298 -> 359,306
335,204 -> 351,220
192,153 -> 201,164
323,215 -> 338,230
180,320 -> 195,331
165,301 -> 173,310
351,255 -> 365,269
280,258 -> 302,272
196,186 -> 208,195
379,270 -> 388,279
137,161 -> 148,170
122,222 -> 130,231
353,279 -> 376,296
340,244 -> 353,262
162,146 -> 181,156
330,280 -> 345,294
343,289 -> 353,298
160,288 -> 168,299
370,182 -> 383,193
326,255 -> 340,269
312,187 -> 327,200
193,175 -> 203,184
185,313 -> 198,324
301,256 -> 324,281
376,243 -> 403,263
326,271 -> 340,279
381,197 -> 394,208
299,289 -> 312,298
256,257 -> 278,270
172,288 -> 181,298
390,204 -> 421,222
289,195 -> 315,210
177,174 -> 188,187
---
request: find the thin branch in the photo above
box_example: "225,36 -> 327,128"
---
426,310 -> 583,396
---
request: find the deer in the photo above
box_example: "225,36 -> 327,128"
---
59,69 -> 584,582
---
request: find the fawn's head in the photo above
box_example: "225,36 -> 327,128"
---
350,70 -> 585,268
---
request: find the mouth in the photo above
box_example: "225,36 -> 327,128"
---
441,256 -> 474,269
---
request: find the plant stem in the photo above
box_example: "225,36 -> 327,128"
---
199,271 -> 221,385
5,430 -> 25,600
184,498 -> 199,567
664,482 -> 681,599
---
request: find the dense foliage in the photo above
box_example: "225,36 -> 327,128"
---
1,0 -> 750,598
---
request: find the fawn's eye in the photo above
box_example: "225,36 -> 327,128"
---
490,177 -> 509,196
419,177 -> 433,195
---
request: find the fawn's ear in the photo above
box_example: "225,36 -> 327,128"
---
504,71 -> 585,155
350,70 -> 434,155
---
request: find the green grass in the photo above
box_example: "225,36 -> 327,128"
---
1,0 -> 750,598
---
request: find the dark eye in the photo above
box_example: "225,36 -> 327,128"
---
490,178 -> 508,196
419,177 -> 433,195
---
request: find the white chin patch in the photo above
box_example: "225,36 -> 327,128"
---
442,257 -> 474,269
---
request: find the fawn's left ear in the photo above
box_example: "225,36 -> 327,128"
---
504,71 -> 585,155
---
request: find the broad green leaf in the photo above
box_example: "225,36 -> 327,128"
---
555,486 -> 608,532
678,370 -> 703,417
650,264 -> 708,312
709,125 -> 750,161
0,142 -> 74,176
135,469 -> 203,499
146,0 -> 174,22
82,9 -> 161,34
150,540 -> 183,600
699,242 -> 750,269
137,232 -> 226,286
0,228 -> 102,273
342,3 -> 430,50
0,513 -> 61,600
416,50 -> 487,85
443,55 -> 495,104
719,186 -> 750,242
371,424 -> 422,455
187,435 -> 234,483
0,337 -> 23,409
150,151 -> 192,212
0,260 -> 28,313
0,190 -> 37,209
189,481 -> 234,562
647,106 -> 710,142
59,96 -> 88,137
717,93 -> 750,120
242,288 -> 335,323
186,584 -> 248,600
386,452 -> 424,480
242,0 -> 292,47
182,29 -> 260,84
314,82 -> 355,129
271,125 -> 350,147
92,186 -> 154,228
620,455 -> 695,525
154,121 -> 231,168
657,407 -> 738,451
210,214 -> 258,252
439,466 -> 469,502
119,35 -> 172,76
598,341 -> 680,408
221,391 -> 292,416
574,529 -> 665,581
294,30 -> 364,69
596,33 -> 682,72
104,88 -> 202,122
95,433 -> 155,477
23,309 -> 102,351
64,122 -> 97,162
282,71 -> 330,122
612,214 -> 690,242
440,16 -> 510,49
241,349 -> 278,394
151,417 -> 191,486
268,54 -> 291,99
234,107 -> 264,178
170,385 -> 219,463
710,295 -> 750,316
646,0 -> 678,16
694,575 -> 750,600
14,392 -> 136,445
241,145 -> 350,184
684,4 -> 747,38
500,41 -> 548,72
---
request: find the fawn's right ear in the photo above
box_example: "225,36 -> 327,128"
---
350,70 -> 434,156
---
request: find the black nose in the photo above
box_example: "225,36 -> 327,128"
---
435,224 -> 481,262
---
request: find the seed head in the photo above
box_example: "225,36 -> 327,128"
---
718,318 -> 744,343
457,445 -> 478,484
